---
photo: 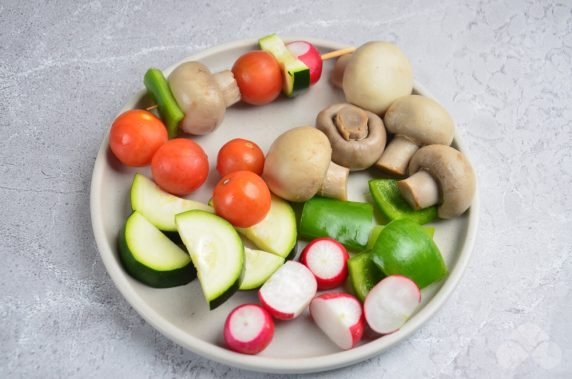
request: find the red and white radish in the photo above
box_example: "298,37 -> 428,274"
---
286,41 -> 323,85
300,237 -> 349,290
310,293 -> 365,350
364,275 -> 421,334
258,261 -> 317,320
223,304 -> 274,355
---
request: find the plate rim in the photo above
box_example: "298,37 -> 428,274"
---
90,37 -> 479,374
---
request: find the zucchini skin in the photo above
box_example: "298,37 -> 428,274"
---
118,224 -> 196,288
208,275 -> 242,310
285,244 -> 297,261
289,69 -> 311,97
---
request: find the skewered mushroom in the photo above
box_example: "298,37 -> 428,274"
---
168,62 -> 240,135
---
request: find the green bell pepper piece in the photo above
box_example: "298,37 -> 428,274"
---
299,197 -> 373,251
369,179 -> 437,225
372,219 -> 447,288
144,68 -> 184,138
366,224 -> 435,250
348,250 -> 385,302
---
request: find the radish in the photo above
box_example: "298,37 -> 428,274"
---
286,41 -> 323,85
258,261 -> 317,320
364,275 -> 421,334
310,293 -> 365,350
300,237 -> 349,290
223,304 -> 274,355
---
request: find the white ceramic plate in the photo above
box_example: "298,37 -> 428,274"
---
90,38 -> 479,374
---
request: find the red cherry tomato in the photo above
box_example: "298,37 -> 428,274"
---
151,138 -> 209,195
213,171 -> 271,228
216,138 -> 265,177
232,51 -> 282,105
109,109 -> 168,166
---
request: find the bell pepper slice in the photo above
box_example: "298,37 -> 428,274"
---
371,219 -> 447,288
369,179 -> 437,224
366,224 -> 435,250
299,196 -> 373,251
144,68 -> 184,138
348,250 -> 385,302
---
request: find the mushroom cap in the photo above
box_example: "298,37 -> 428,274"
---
384,95 -> 455,146
168,62 -> 226,135
407,145 -> 476,218
316,103 -> 387,170
343,41 -> 413,115
262,126 -> 332,202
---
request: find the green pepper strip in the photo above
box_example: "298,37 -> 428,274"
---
348,250 -> 385,302
299,196 -> 373,251
144,68 -> 184,139
369,179 -> 437,225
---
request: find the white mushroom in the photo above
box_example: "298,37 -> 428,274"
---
397,145 -> 476,219
376,95 -> 455,176
342,41 -> 413,115
168,62 -> 240,135
316,103 -> 387,170
262,127 -> 349,202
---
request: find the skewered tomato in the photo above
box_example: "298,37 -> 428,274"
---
151,138 -> 209,195
232,51 -> 282,105
109,110 -> 168,166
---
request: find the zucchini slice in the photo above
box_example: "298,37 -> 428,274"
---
259,33 -> 310,97
236,194 -> 297,260
239,247 -> 285,291
176,210 -> 244,309
118,212 -> 196,288
131,173 -> 212,232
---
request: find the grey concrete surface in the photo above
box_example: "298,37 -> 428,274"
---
1,0 -> 571,377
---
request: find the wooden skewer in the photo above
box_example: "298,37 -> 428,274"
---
146,104 -> 159,111
321,47 -> 356,61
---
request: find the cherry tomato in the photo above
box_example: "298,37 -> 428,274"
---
216,138 -> 265,177
109,109 -> 168,166
151,138 -> 209,195
232,51 -> 282,105
213,171 -> 271,228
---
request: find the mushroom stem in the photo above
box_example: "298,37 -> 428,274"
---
376,136 -> 419,176
330,54 -> 352,89
213,70 -> 241,107
335,105 -> 368,140
318,161 -> 349,201
397,170 -> 440,210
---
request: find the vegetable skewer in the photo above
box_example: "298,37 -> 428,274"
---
143,35 -> 356,138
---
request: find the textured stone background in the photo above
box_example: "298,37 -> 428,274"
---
1,0 -> 571,377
